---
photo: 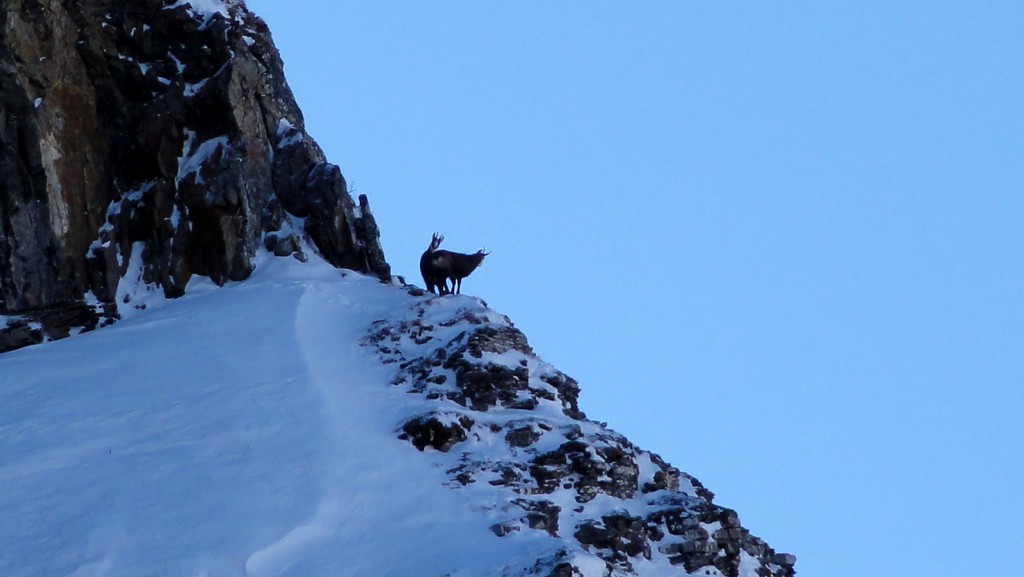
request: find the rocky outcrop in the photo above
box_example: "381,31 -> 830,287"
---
1,0 -> 389,352
365,292 -> 797,577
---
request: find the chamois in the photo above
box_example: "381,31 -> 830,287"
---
419,232 -> 447,294
430,247 -> 489,295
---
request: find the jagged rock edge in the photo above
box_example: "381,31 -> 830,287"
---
363,291 -> 796,577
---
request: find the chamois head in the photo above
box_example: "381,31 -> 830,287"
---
420,232 -> 448,294
427,232 -> 444,252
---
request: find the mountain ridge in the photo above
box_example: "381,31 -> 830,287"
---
0,254 -> 796,577
0,1 -> 796,575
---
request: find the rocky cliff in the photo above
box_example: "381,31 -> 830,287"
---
367,289 -> 797,577
1,0 -> 389,351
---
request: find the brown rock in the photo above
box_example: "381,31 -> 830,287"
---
1,0 -> 389,352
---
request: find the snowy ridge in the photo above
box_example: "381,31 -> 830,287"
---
362,286 -> 794,577
0,255 -> 793,577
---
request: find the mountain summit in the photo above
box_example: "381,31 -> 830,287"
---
0,2 -> 795,576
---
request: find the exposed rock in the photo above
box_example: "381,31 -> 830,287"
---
538,371 -> 585,420
771,553 -> 798,571
506,423 -> 543,448
516,498 -> 561,536
364,294 -> 797,577
548,562 -> 583,577
0,0 -> 389,352
356,194 -> 390,281
528,438 -> 641,503
575,512 -> 652,571
399,413 -> 473,453
490,520 -> 521,537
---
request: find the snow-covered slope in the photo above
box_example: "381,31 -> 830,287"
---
0,255 -> 793,577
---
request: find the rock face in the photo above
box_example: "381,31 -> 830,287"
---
365,292 -> 798,577
0,0 -> 389,352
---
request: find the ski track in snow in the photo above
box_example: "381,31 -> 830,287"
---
242,269 -> 548,577
243,275 -> 383,577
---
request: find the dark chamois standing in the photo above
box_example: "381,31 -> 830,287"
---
431,248 -> 489,295
419,233 -> 447,294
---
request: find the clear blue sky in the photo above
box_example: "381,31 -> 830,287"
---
244,2 -> 1023,575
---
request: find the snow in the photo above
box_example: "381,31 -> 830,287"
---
0,256 -> 563,577
113,241 -> 164,318
0,253 -> 768,576
177,131 -> 229,186
183,78 -> 208,98
276,118 -> 294,135
165,0 -> 230,19
276,118 -> 304,149
168,53 -> 185,74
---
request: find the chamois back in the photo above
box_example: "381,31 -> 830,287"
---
431,248 -> 488,295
